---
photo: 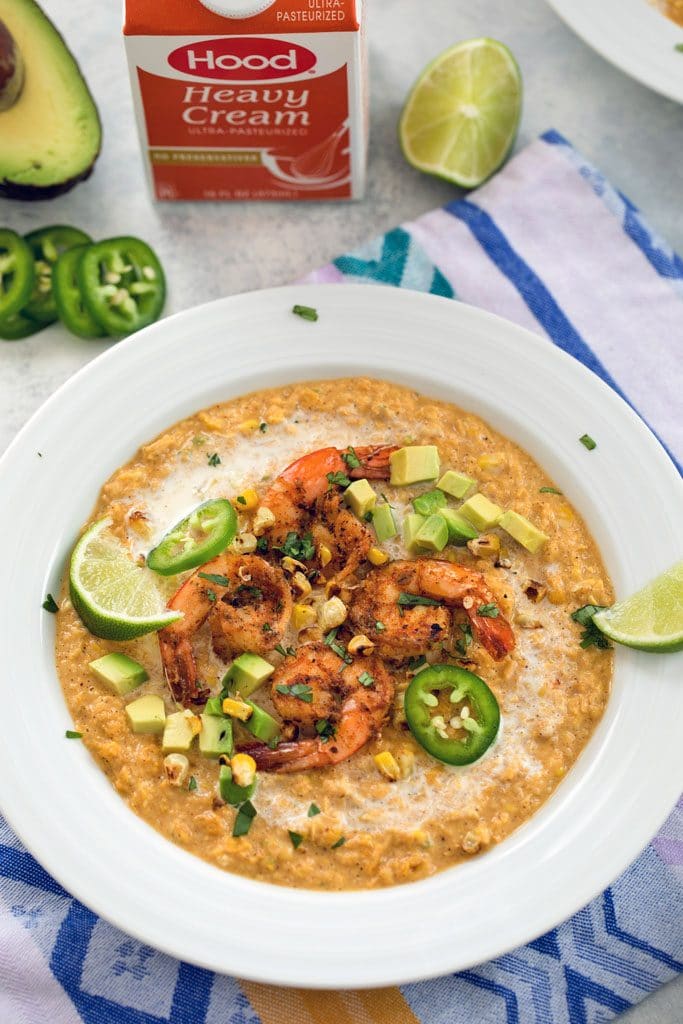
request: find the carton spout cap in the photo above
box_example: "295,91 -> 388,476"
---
198,0 -> 277,17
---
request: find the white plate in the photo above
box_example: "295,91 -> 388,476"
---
0,285 -> 681,989
545,0 -> 683,103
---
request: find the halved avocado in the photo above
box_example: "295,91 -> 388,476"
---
0,0 -> 101,199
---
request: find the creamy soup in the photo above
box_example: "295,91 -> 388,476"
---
56,378 -> 613,890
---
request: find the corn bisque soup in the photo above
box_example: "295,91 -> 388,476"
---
56,378 -> 613,890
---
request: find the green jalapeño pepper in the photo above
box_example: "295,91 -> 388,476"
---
0,309 -> 45,341
78,236 -> 166,337
0,229 -> 35,320
147,499 -> 238,576
404,664 -> 500,765
24,225 -> 92,325
52,246 -> 105,339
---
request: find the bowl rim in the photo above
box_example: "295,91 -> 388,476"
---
0,283 -> 681,989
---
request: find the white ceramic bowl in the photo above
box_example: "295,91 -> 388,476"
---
0,285 -> 681,989
545,0 -> 683,104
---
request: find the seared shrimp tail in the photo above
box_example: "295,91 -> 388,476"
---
238,738 -> 326,773
348,445 -> 398,479
469,608 -> 516,661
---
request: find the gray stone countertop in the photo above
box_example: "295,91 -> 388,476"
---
0,0 -> 680,1018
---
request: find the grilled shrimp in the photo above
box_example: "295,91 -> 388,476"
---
157,553 -> 292,706
350,559 -> 515,662
261,445 -> 397,582
240,642 -> 395,772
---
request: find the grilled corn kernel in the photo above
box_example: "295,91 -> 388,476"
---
292,571 -> 312,599
232,488 -> 259,513
396,749 -> 415,778
467,534 -> 501,560
252,505 -> 276,536
299,626 -> 323,645
318,596 -> 347,632
347,634 -> 375,656
230,532 -> 257,554
374,751 -> 401,781
367,546 -> 389,566
292,603 -> 317,631
318,543 -> 332,567
238,418 -> 261,434
182,709 -> 202,737
164,753 -> 190,786
222,697 -> 253,721
523,579 -> 547,603
282,556 -> 307,574
230,753 -> 257,787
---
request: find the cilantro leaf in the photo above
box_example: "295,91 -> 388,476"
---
477,604 -> 499,618
571,604 -> 611,649
232,800 -> 257,837
308,803 -> 321,817
341,446 -> 361,470
207,452 -> 221,466
289,830 -> 303,849
397,593 -> 442,608
275,683 -> 313,703
326,470 -> 351,489
198,572 -> 231,587
42,593 -> 59,613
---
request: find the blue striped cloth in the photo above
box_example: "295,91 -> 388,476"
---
1,130 -> 681,1024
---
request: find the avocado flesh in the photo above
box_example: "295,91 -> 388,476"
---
0,0 -> 101,199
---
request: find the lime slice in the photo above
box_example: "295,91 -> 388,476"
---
399,38 -> 522,188
69,518 -> 182,641
592,562 -> 683,653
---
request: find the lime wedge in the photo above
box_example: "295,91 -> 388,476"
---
592,562 -> 683,653
399,38 -> 522,188
69,518 -> 182,641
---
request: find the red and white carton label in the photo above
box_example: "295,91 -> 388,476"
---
124,0 -> 367,201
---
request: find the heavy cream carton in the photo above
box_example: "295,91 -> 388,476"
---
123,0 -> 367,200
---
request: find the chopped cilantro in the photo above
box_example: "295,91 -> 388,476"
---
324,627 -> 353,664
259,422 -> 268,433
235,584 -> 263,601
262,623 -> 273,633
278,531 -> 315,561
571,605 -> 611,649
292,304 -> 318,322
375,621 -> 386,632
326,470 -> 351,489
236,495 -> 247,505
198,571 -> 231,587
275,644 -> 296,657
406,655 -> 426,672
275,682 -> 313,703
455,623 -> 473,657
539,487 -> 563,495
65,730 -> 82,739
207,452 -> 221,466
188,776 -> 198,792
315,718 -> 336,741
42,593 -> 59,613
308,803 -> 321,817
342,447 -> 361,470
358,671 -> 374,687
289,830 -> 303,849
397,593 -> 442,608
579,434 -> 596,451
477,604 -> 499,618
205,588 -> 217,603
232,800 -> 257,838
331,836 -> 346,849
256,536 -> 269,554
363,510 -> 373,522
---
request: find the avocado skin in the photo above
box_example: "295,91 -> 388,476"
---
0,164 -> 97,201
0,0 -> 101,200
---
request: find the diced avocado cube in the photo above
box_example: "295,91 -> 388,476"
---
415,514 -> 449,553
244,701 -> 280,743
372,503 -> 397,543
344,478 -> 377,518
499,510 -> 549,554
224,653 -> 275,699
440,507 -> 479,546
219,764 -> 256,806
199,713 -> 234,759
403,513 -> 426,552
412,489 -> 448,517
125,694 -> 166,734
89,653 -> 148,696
162,710 -> 197,753
203,696 -> 224,716
458,494 -> 503,531
390,446 -> 440,486
438,470 -> 477,500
